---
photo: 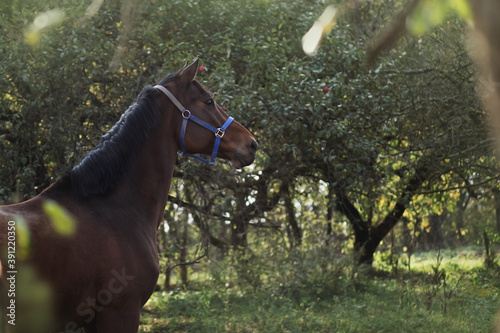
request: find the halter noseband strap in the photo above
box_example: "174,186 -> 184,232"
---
154,84 -> 234,166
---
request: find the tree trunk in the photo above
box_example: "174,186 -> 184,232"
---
180,213 -> 189,286
231,193 -> 248,249
334,167 -> 429,266
158,219 -> 173,291
428,211 -> 446,249
358,166 -> 429,265
282,181 -> 302,247
493,187 -> 500,233
163,218 -> 177,291
334,185 -> 369,253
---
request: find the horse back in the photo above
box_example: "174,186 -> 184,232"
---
0,189 -> 160,330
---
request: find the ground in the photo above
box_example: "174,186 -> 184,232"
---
139,247 -> 500,333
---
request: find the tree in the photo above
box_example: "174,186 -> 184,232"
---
1,0 -> 498,276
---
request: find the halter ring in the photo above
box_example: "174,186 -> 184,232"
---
182,110 -> 191,119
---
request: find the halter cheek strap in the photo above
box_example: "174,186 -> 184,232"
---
154,85 -> 234,166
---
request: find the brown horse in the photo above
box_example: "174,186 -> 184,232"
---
0,58 -> 257,332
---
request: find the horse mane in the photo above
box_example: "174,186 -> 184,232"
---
63,73 -> 178,198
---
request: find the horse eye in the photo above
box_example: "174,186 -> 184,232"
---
206,99 -> 215,106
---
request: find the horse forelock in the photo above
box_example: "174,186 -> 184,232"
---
67,86 -> 163,198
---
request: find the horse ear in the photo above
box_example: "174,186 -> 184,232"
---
179,58 -> 199,85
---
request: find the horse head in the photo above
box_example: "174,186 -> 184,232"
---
155,58 -> 258,168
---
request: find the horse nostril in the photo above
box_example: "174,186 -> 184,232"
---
250,139 -> 258,154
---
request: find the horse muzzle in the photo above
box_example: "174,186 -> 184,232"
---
230,138 -> 258,169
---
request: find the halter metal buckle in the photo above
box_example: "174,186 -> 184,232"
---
215,128 -> 225,138
182,110 -> 191,119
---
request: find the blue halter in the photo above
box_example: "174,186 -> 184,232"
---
154,84 -> 234,166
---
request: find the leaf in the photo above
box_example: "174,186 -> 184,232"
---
13,216 -> 31,260
407,0 -> 472,36
449,0 -> 472,20
302,5 -> 338,56
24,9 -> 66,47
407,0 -> 448,35
42,200 -> 76,236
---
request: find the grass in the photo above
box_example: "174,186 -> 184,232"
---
139,247 -> 500,333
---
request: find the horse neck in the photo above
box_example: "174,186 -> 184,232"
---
111,108 -> 178,235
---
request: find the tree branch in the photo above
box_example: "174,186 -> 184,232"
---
167,195 -> 228,249
166,253 -> 207,275
367,0 -> 422,64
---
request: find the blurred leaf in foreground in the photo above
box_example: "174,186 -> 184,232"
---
42,200 -> 76,236
406,0 -> 472,35
302,5 -> 338,56
24,9 -> 65,47
14,215 -> 31,260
